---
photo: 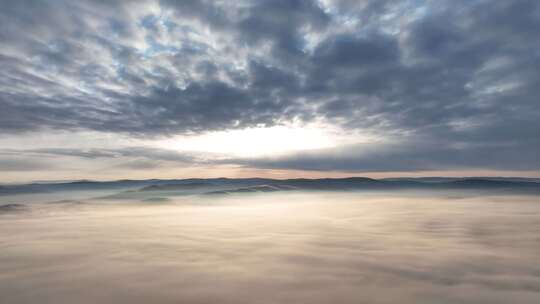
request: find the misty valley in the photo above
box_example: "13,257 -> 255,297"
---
1,178 -> 540,303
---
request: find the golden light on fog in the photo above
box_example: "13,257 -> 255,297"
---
2,191 -> 540,303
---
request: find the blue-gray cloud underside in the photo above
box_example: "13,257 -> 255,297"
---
4,140 -> 540,173
1,0 -> 539,172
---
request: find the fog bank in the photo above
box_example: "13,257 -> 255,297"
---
1,191 -> 540,303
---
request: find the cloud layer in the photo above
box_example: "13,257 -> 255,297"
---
1,0 -> 539,175
2,192 -> 540,303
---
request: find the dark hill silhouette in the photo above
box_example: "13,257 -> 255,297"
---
205,184 -> 296,195
0,203 -> 28,213
2,177 -> 540,196
442,178 -> 540,189
139,182 -> 214,192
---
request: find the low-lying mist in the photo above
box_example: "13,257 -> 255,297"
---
1,190 -> 540,303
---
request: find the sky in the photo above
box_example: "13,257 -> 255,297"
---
0,0 -> 539,182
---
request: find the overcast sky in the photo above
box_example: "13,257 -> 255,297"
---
1,0 -> 539,182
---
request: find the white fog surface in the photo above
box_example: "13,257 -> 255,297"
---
1,191 -> 540,303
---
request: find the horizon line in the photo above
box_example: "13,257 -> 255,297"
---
3,175 -> 540,186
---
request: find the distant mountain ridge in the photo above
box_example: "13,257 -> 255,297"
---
382,177 -> 540,183
139,181 -> 214,192
2,177 -> 540,196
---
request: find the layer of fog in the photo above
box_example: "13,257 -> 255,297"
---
1,190 -> 540,303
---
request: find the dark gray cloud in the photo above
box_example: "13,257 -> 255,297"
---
0,158 -> 52,172
231,138 -> 540,172
0,147 -> 197,163
0,0 -> 539,172
0,146 -> 201,174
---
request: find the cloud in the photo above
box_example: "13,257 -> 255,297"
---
0,0 -> 539,172
0,158 -> 52,172
231,137 -> 540,172
0,147 -> 198,163
2,192 -> 540,303
8,134 -> 537,174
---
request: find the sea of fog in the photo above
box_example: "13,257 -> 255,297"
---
1,190 -> 540,303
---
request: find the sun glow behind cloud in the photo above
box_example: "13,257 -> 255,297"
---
155,124 -> 366,158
